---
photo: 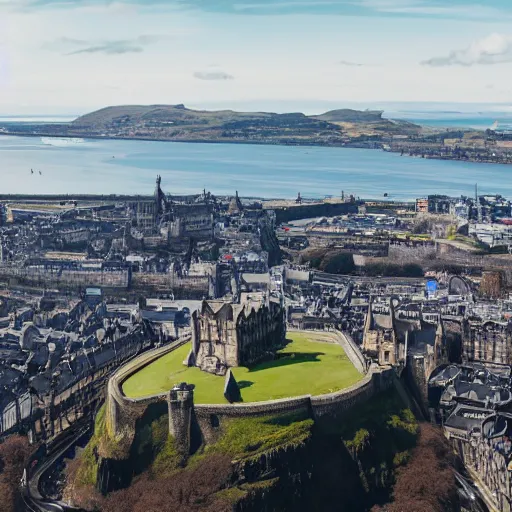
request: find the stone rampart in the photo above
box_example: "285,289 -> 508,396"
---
107,337 -> 191,440
106,330 -> 393,450
194,395 -> 312,417
333,331 -> 367,374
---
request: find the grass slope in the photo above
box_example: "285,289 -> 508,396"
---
122,332 -> 362,404
202,412 -> 313,461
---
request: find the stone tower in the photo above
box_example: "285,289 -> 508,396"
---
168,382 -> 195,456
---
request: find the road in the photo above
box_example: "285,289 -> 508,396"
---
455,470 -> 491,512
21,421 -> 90,512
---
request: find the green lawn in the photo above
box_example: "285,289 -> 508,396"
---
122,332 -> 363,404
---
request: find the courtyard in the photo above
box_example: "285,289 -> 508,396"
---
122,331 -> 363,404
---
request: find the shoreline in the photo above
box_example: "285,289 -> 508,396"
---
0,130 -> 377,150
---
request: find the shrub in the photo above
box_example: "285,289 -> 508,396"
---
346,428 -> 371,455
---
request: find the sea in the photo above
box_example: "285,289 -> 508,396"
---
0,111 -> 511,201
384,110 -> 512,131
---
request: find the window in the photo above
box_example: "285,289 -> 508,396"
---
384,351 -> 390,363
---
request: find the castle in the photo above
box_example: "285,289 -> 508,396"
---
188,294 -> 286,375
128,176 -> 214,240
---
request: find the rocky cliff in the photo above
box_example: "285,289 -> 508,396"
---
61,386 -> 462,512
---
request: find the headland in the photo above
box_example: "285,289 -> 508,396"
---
2,103 -> 511,165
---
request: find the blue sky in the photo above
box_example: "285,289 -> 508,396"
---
0,0 -> 511,114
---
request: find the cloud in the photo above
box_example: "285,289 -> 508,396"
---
193,70 -> 234,80
4,0 -> 512,21
68,42 -> 144,55
422,33 -> 512,67
339,60 -> 363,67
44,35 -> 163,56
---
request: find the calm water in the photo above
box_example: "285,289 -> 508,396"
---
0,135 -> 511,201
385,111 -> 512,131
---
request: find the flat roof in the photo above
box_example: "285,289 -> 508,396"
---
85,288 -> 102,296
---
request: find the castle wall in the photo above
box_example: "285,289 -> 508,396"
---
106,331 -> 393,450
106,337 -> 191,440
436,243 -> 512,284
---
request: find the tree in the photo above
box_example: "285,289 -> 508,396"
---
0,435 -> 31,512
372,424 -> 458,512
320,252 -> 355,274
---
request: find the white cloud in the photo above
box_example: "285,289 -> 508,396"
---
45,35 -> 164,55
1,1 -> 512,112
194,70 -> 234,80
422,33 -> 512,67
339,60 -> 363,67
359,0 -> 512,21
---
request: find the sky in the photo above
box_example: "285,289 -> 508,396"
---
0,0 -> 512,115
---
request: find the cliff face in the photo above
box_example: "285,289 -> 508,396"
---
65,407 -> 315,511
63,388 -> 457,512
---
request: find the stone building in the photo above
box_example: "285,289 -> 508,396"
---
168,204 -> 213,240
362,299 -> 447,390
439,388 -> 512,511
362,299 -> 404,366
189,295 -> 286,375
129,176 -> 214,241
464,319 -> 512,365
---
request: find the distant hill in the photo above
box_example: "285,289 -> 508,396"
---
70,104 -> 423,142
313,109 -> 385,123
73,105 -> 395,128
0,104 -> 423,146
72,104 -> 274,129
